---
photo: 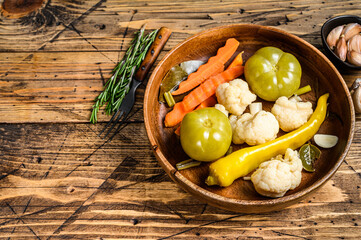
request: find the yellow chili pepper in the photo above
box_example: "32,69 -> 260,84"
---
205,93 -> 329,187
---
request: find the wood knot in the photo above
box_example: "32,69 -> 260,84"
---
1,0 -> 45,19
66,185 -> 75,194
131,219 -> 140,225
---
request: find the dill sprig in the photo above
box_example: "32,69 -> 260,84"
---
90,27 -> 158,123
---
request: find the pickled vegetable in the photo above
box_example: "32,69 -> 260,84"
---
159,60 -> 205,102
176,159 -> 201,170
159,65 -> 187,102
299,143 -> 321,172
244,46 -> 302,101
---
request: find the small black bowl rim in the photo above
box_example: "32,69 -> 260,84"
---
321,15 -> 361,70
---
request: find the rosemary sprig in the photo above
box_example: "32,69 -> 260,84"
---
90,27 -> 158,123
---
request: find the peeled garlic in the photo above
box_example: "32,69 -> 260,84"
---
342,23 -> 361,41
249,102 -> 262,115
335,36 -> 347,61
347,34 -> 361,53
347,50 -> 361,66
326,23 -> 361,66
327,25 -> 344,49
180,60 -> 205,75
314,134 -> 339,148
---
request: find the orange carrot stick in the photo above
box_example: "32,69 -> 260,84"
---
182,65 -> 244,112
227,51 -> 244,69
174,125 -> 181,136
172,38 -> 240,95
195,95 -> 217,110
164,102 -> 189,127
164,65 -> 244,127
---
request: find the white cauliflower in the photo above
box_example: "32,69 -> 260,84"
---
229,111 -> 279,145
270,148 -> 303,189
251,148 -> 303,198
216,79 -> 257,115
271,96 -> 313,132
214,104 -> 229,117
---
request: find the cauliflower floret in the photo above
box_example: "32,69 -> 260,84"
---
214,104 -> 229,117
271,96 -> 313,132
251,149 -> 302,198
271,148 -> 302,189
228,114 -> 238,130
216,79 -> 257,115
230,111 -> 279,145
251,160 -> 293,198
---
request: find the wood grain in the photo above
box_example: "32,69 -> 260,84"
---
0,0 -> 360,239
0,123 -> 360,239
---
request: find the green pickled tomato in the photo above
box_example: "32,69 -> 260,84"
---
180,108 -> 232,162
244,46 -> 302,101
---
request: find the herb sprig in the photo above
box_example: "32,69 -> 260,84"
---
90,26 -> 158,123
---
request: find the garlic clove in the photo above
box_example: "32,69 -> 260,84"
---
249,102 -> 262,115
335,36 -> 347,61
314,134 -> 338,148
350,78 -> 361,91
351,78 -> 361,113
342,23 -> 361,41
180,60 -> 205,75
347,34 -> 361,53
327,25 -> 344,49
347,50 -> 361,66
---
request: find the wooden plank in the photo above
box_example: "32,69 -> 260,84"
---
0,49 -> 359,123
1,0 -> 359,53
1,0 -> 360,123
0,122 -> 360,239
0,46 -> 168,123
0,0 -> 360,239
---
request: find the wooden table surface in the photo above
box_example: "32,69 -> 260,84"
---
1,0 -> 361,239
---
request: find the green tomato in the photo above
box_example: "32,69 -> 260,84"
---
180,108 -> 232,162
244,46 -> 302,101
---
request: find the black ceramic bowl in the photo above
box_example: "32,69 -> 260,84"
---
321,15 -> 361,71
